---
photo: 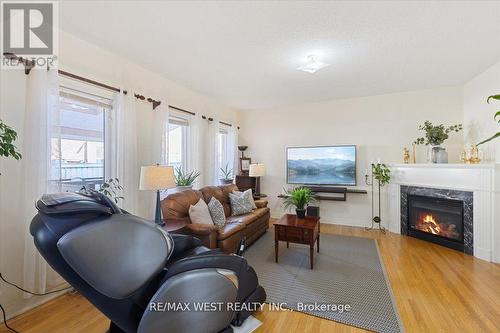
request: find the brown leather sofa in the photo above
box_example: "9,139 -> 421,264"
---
161,184 -> 270,253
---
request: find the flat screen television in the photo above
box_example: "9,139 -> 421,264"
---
287,145 -> 357,186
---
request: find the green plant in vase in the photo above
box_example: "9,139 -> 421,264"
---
414,120 -> 462,163
476,94 -> 500,146
174,166 -> 200,189
219,163 -> 233,184
282,186 -> 315,218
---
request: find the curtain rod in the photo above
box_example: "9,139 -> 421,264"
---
58,70 -> 127,95
3,52 -> 240,128
2,53 -> 128,94
168,105 -> 195,116
203,117 -> 240,130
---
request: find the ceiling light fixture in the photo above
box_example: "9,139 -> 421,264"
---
296,55 -> 329,73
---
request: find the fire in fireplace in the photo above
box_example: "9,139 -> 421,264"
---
408,194 -> 464,251
415,213 -> 460,239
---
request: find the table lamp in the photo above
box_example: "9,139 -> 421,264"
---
249,163 -> 266,198
139,165 -> 176,226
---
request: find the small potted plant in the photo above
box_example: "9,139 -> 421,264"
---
80,178 -> 124,203
282,186 -> 315,218
219,163 -> 234,185
414,120 -> 462,163
174,166 -> 200,191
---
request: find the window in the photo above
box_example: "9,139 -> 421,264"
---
50,84 -> 113,193
218,125 -> 230,170
167,113 -> 189,170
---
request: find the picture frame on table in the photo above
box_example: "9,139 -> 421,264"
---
240,157 -> 251,174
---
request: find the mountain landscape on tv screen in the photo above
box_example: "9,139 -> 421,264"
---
287,158 -> 356,185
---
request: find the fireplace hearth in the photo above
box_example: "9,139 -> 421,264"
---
400,186 -> 473,254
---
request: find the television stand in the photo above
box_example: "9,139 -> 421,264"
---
278,186 -> 367,202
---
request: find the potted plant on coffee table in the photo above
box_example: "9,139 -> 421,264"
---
282,186 -> 315,218
414,120 -> 462,163
219,163 -> 234,185
174,166 -> 200,191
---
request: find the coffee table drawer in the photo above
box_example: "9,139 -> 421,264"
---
276,226 -> 302,241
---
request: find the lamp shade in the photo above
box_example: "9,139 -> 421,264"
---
139,165 -> 176,191
249,163 -> 266,177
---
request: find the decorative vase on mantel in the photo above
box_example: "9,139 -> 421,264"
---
428,145 -> 448,164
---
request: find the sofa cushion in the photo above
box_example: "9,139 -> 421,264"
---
188,199 -> 213,225
207,197 -> 226,228
226,215 -> 252,226
249,207 -> 270,220
229,190 -> 255,216
226,207 -> 270,226
161,189 -> 203,220
233,189 -> 257,209
216,222 -> 246,241
200,186 -> 231,217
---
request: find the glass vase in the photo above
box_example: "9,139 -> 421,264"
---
428,145 -> 448,163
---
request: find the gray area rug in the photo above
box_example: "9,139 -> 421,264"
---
245,230 -> 403,333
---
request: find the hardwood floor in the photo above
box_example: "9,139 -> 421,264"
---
2,222 -> 500,333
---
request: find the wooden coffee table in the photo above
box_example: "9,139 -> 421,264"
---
274,214 -> 320,269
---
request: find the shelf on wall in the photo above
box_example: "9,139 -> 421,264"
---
278,186 -> 367,202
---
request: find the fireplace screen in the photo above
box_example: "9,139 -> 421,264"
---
408,195 -> 464,242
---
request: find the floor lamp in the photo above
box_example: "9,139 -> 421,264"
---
139,165 -> 176,226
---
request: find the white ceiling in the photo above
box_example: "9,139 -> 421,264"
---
59,1 -> 500,110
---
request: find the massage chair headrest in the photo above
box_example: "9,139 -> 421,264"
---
34,192 -> 174,299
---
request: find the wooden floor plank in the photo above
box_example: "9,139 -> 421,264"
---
1,221 -> 499,333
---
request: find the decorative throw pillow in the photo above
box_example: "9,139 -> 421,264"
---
233,189 -> 257,209
208,197 -> 226,228
188,199 -> 213,225
229,189 -> 255,216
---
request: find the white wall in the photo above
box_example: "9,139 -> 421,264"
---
0,30 -> 239,320
463,60 -> 500,262
239,86 -> 464,225
463,60 -> 500,163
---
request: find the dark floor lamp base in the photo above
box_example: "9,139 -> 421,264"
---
154,190 -> 165,227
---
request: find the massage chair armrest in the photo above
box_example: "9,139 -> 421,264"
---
254,199 -> 268,208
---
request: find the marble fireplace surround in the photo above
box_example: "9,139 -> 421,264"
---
386,164 -> 498,263
400,185 -> 473,255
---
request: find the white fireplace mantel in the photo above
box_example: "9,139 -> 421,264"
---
385,163 -> 499,263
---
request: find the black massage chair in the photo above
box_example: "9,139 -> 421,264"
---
30,192 -> 266,333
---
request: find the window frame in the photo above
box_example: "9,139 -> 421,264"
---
166,111 -> 190,171
50,77 -> 114,193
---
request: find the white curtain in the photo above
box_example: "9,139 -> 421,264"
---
206,118 -> 221,185
135,99 -> 169,219
188,115 -> 207,188
227,124 -> 239,179
22,68 -> 59,295
105,91 -> 139,213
